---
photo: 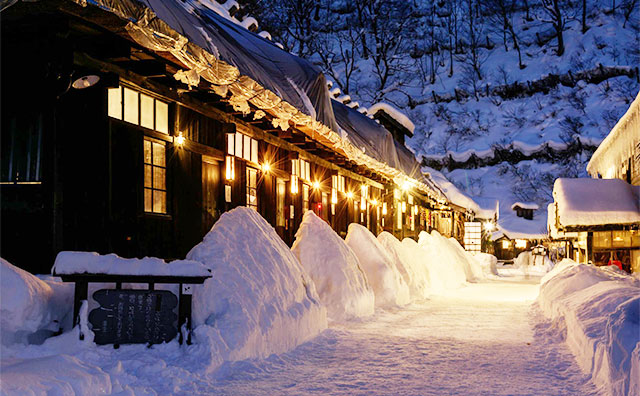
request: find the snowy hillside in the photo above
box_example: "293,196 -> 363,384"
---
243,0 -> 639,220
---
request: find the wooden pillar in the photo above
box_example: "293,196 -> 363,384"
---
587,231 -> 594,264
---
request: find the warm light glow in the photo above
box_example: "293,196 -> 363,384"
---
225,155 -> 235,181
484,221 -> 495,231
313,181 -> 321,190
331,188 -> 338,204
175,132 -> 185,146
502,240 -> 511,249
382,202 -> 388,215
360,198 -> 366,211
371,199 -> 378,206
346,191 -> 354,199
291,175 -> 299,194
413,205 -> 418,215
515,239 -> 527,249
401,181 -> 411,191
401,201 -> 407,213
261,161 -> 271,173
613,236 -> 624,242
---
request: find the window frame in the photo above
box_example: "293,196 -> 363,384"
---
143,136 -> 168,215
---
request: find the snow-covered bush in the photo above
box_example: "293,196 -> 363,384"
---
474,253 -> 498,276
345,224 -> 411,307
292,211 -> 374,321
538,260 -> 640,396
377,232 -> 431,300
187,207 -> 327,368
1,258 -> 72,346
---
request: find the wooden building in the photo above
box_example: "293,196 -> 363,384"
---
1,0 -> 464,275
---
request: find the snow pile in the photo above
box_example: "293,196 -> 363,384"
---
53,251 -> 211,277
291,211 -> 374,321
537,260 -> 640,396
345,224 -> 411,307
474,253 -> 498,276
416,231 -> 467,292
1,258 -> 72,346
513,251 -> 553,275
447,237 -> 485,280
377,232 -> 431,300
187,207 -> 327,368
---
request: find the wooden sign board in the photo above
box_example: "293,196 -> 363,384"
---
89,289 -> 178,345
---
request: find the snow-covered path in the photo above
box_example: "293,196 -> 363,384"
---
209,275 -> 600,396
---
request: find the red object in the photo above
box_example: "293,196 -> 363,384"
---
608,260 -> 623,270
317,203 -> 322,210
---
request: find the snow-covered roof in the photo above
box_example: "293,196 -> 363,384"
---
368,102 -> 415,135
587,91 -> 640,178
511,202 -> 539,211
552,178 -> 640,228
424,167 -> 480,213
473,197 -> 499,219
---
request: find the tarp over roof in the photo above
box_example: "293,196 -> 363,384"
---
131,0 -> 338,131
552,178 -> 640,228
332,99 -> 401,171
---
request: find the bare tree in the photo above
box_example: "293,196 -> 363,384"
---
538,0 -> 569,56
484,0 -> 526,68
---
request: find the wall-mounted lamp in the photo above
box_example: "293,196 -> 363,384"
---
312,181 -> 321,190
175,132 -> 185,146
346,191 -> 354,200
262,161 -> 271,173
72,75 -> 100,89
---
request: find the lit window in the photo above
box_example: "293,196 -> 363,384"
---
276,179 -> 286,227
143,137 -> 167,214
108,86 -> 122,119
140,93 -> 155,129
227,132 -> 259,164
515,239 -> 528,249
108,85 -> 169,134
502,240 -> 511,249
123,87 -> 139,124
302,184 -> 310,212
246,167 -> 258,211
155,101 -> 168,134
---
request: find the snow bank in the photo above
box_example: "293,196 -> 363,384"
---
53,251 -> 211,277
345,224 -> 411,307
377,232 -> 431,300
474,253 -> 498,276
538,261 -> 640,396
447,237 -> 485,280
416,231 -> 467,292
291,211 -> 374,321
0,354 -> 112,395
1,258 -> 72,346
186,207 -> 327,369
